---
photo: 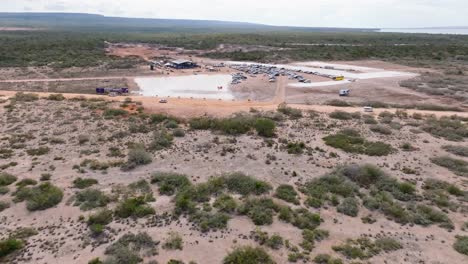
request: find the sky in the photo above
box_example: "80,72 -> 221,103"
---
1,0 -> 468,28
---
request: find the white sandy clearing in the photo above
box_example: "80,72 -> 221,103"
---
289,80 -> 350,88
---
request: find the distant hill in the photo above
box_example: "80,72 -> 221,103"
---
0,12 -> 378,33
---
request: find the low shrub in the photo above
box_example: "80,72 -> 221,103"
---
122,146 -> 152,170
443,145 -> 468,157
213,194 -> 238,213
369,125 -> 392,135
277,104 -> 302,119
151,172 -> 191,195
74,189 -> 111,210
0,172 -> 17,186
26,147 -> 50,156
431,156 -> 468,177
286,142 -> 306,154
47,94 -> 66,101
254,118 -> 276,137
149,130 -> 173,151
88,209 -> 113,235
323,129 -> 394,156
313,254 -> 343,264
73,177 -> 98,189
454,236 -> 468,256
104,232 -> 157,264
13,182 -> 63,211
189,211 -> 230,232
238,198 -> 279,225
329,111 -> 355,120
0,201 -> 9,212
337,197 -> 359,217
163,232 -> 183,250
223,172 -> 271,196
332,237 -> 401,259
103,108 -> 128,118
0,238 -> 23,258
251,229 -> 284,249
114,196 -> 155,218
13,92 -> 38,102
422,117 -> 468,142
16,178 -> 37,188
173,128 -> 186,137
223,246 -> 275,264
274,184 -> 299,205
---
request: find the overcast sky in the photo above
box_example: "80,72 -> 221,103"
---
1,0 -> 468,28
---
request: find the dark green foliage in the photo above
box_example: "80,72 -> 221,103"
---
0,172 -> 17,186
13,182 -> 63,211
443,145 -> 468,157
0,238 -> 23,258
0,201 -> 9,212
151,172 -> 191,195
454,236 -> 468,256
423,179 -> 464,197
88,258 -> 103,264
26,146 -> 50,156
238,198 -> 279,225
251,230 -> 284,249
323,129 -> 393,156
104,232 -> 156,264
47,94 -> 66,101
104,108 -> 128,118
431,156 -> 468,177
223,246 -> 275,264
332,237 -> 401,259
313,254 -> 343,264
286,142 -> 306,154
73,177 -> 98,189
189,211 -> 230,232
274,184 -> 299,205
223,172 -> 271,196
74,189 -> 111,210
114,197 -> 155,218
88,209 -> 113,235
337,197 -> 359,217
16,178 -> 37,188
173,128 -> 186,137
254,118 -> 276,137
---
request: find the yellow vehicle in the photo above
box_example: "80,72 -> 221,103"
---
333,76 -> 345,81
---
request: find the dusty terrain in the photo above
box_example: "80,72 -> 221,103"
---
0,94 -> 467,264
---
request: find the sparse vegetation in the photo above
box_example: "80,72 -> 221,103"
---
13,182 -> 63,211
431,156 -> 468,177
223,246 -> 275,264
323,129 -> 394,156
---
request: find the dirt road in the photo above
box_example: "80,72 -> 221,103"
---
0,76 -> 136,83
1,90 -> 466,119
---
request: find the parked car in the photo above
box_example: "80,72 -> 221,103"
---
159,99 -> 168,103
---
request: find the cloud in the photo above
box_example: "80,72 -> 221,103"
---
1,0 -> 467,28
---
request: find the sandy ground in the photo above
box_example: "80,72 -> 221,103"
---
0,97 -> 467,264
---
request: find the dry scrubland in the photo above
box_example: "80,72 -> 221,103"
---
0,93 -> 468,264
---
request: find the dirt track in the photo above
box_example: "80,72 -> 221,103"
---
1,90 -> 466,119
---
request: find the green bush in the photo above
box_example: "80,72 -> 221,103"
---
454,236 -> 468,255
74,189 -> 110,210
151,172 -> 191,195
26,146 -> 50,156
329,111 -> 354,120
254,118 -> 276,137
103,108 -> 128,118
337,197 -> 359,217
323,129 -> 393,156
422,117 -> 468,142
443,145 -> 468,157
369,125 -> 392,135
213,194 -> 238,213
431,156 -> 468,177
0,201 -> 10,212
223,172 -> 271,196
332,237 -> 401,259
13,92 -> 38,102
238,198 -> 279,225
47,94 -> 66,101
0,238 -> 23,258
189,211 -> 230,232
16,178 -> 37,188
277,104 -> 302,119
274,184 -> 299,205
13,182 -> 63,211
173,128 -> 186,137
122,146 -> 152,170
104,232 -> 157,264
114,196 -> 155,218
73,177 -> 98,189
313,254 -> 343,264
163,232 -> 183,250
223,246 -> 275,264
88,209 -> 113,234
286,142 -> 306,154
0,172 -> 17,186
149,130 -> 174,151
